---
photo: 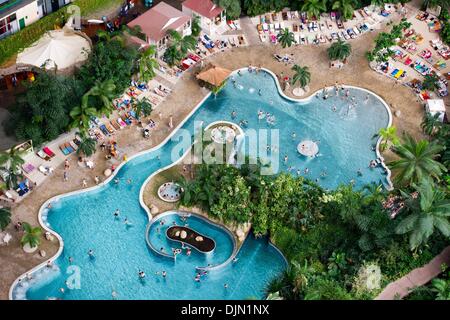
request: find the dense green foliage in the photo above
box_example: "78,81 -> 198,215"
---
4,36 -> 138,147
0,207 -> 12,231
20,222 -> 42,248
366,19 -> 412,62
215,0 -> 242,19
327,39 -> 352,61
291,64 -> 311,88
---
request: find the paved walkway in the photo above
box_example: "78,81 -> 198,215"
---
376,246 -> 450,300
239,16 -> 262,46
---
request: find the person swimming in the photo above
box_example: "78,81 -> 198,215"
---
114,209 -> 120,218
291,132 -> 296,140
231,110 -> 237,119
88,249 -> 94,257
138,270 -> 146,279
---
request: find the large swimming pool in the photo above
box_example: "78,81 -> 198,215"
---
10,69 -> 391,300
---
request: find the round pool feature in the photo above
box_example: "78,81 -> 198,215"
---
210,125 -> 236,144
158,182 -> 182,203
166,225 -> 216,253
297,140 -> 319,157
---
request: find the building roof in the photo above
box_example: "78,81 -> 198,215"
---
0,0 -> 35,20
196,64 -> 231,87
127,2 -> 190,43
182,0 -> 223,19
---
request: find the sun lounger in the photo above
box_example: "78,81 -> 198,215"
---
37,150 -> 51,161
99,124 -> 109,135
22,163 -> 35,174
390,69 -> 399,77
110,120 -> 121,130
238,35 -> 246,46
394,70 -> 404,79
117,118 -> 127,127
404,56 -> 413,66
104,123 -> 115,133
154,87 -> 167,97
69,140 -> 78,150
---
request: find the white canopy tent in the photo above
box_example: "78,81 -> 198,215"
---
16,28 -> 91,71
425,99 -> 446,122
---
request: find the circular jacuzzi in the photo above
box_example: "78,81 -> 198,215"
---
157,182 -> 182,202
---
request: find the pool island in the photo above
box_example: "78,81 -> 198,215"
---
166,226 -> 216,253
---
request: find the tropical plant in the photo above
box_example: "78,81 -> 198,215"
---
138,45 -> 158,83
422,73 -> 441,91
395,179 -> 450,250
76,131 -> 97,157
421,112 -> 442,136
133,97 -> 153,119
0,146 -> 25,174
301,0 -> 326,20
378,126 -> 400,151
388,135 -> 447,185
191,15 -> 202,37
371,0 -> 387,7
332,0 -> 356,21
167,29 -> 196,55
291,65 -> 311,88
215,0 -> 241,20
21,222 -> 42,249
70,94 -> 98,132
85,79 -> 116,117
430,277 -> 450,300
163,45 -> 183,67
277,28 -> 295,48
327,39 -> 352,62
0,207 -> 11,231
422,0 -> 450,10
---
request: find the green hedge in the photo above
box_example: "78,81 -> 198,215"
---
0,0 -> 124,65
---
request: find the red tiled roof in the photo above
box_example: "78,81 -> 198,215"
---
127,2 -> 190,42
182,0 -> 223,19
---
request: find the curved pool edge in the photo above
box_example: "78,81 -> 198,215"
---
9,67 -> 393,299
145,210 -> 239,271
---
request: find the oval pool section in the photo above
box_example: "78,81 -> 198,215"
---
11,69 -> 391,300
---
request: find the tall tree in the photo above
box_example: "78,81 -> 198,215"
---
395,179 -> 450,250
378,126 -> 399,151
133,97 -> 153,119
69,94 -> 98,132
138,45 -> 158,83
85,79 -> 116,117
388,135 -> 447,185
76,131 -> 97,157
332,0 -> 356,21
327,39 -> 352,62
21,222 -> 42,249
301,0 -> 326,20
277,28 -> 295,48
291,65 -> 311,88
215,0 -> 241,20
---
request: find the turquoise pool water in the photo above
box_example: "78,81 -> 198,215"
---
11,69 -> 390,300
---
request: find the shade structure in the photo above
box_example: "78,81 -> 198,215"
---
17,28 -> 91,71
196,64 -> 232,87
425,99 -> 446,122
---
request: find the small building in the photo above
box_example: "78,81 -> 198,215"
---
0,0 -> 71,40
127,2 -> 192,58
425,99 -> 446,122
182,0 -> 226,36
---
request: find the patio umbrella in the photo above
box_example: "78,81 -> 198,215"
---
17,28 -> 91,71
196,64 -> 232,87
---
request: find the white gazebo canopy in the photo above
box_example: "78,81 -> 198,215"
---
17,28 -> 91,70
426,99 -> 446,122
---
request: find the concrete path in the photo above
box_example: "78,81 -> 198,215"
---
376,246 -> 450,300
239,17 -> 262,46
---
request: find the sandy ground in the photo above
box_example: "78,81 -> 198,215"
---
0,8 -> 444,299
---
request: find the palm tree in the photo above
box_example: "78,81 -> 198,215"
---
422,74 -> 440,91
327,39 -> 352,62
21,222 -> 42,249
371,0 -> 387,7
167,29 -> 196,55
0,207 -> 11,231
0,146 -> 25,172
291,65 -> 311,88
378,126 -> 400,151
332,0 -> 356,21
133,97 -> 153,119
0,146 -> 25,190
86,79 -> 116,117
277,28 -> 295,48
301,0 -> 326,20
191,15 -> 201,37
138,45 -> 159,83
421,112 -> 442,136
395,179 -> 450,250
76,131 -> 97,157
388,135 -> 447,185
362,183 -> 386,206
70,95 -> 98,132
163,45 -> 183,67
431,278 -> 450,300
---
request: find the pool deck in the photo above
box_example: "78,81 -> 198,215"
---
0,5 -> 445,299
